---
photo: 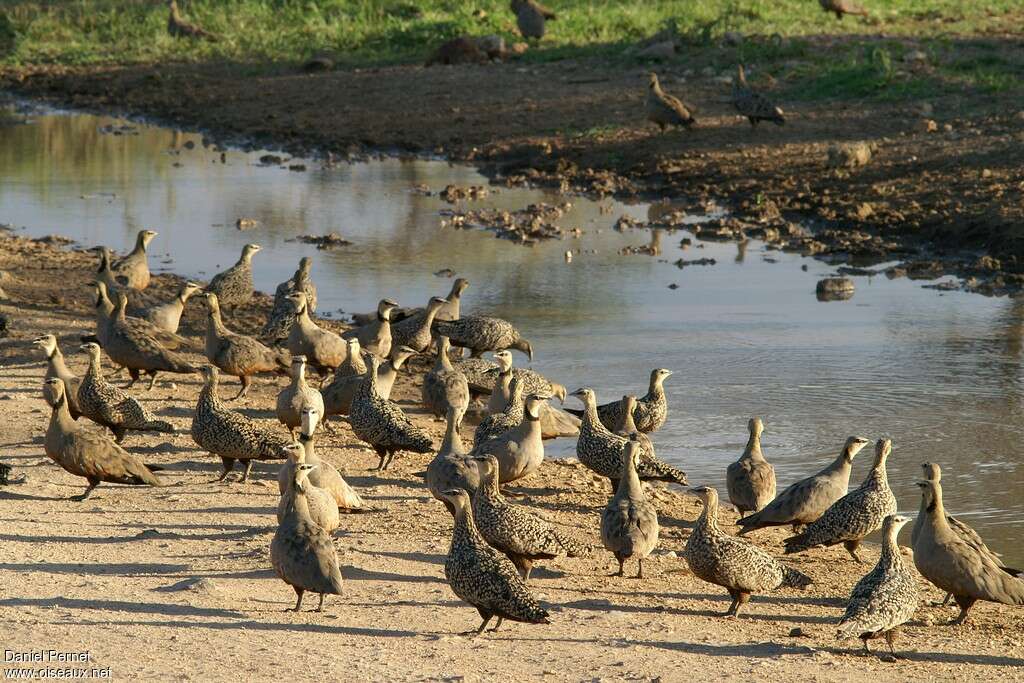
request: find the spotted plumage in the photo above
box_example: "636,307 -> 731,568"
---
736,436 -> 870,534
727,417 -> 777,515
105,294 -> 197,390
837,515 -> 918,657
422,336 -> 470,422
565,368 -> 671,432
261,257 -> 318,342
342,299 -> 397,358
784,438 -> 897,561
390,296 -> 448,353
913,476 -> 1024,624
454,357 -> 566,402
191,365 -> 289,482
571,388 -> 687,487
322,345 -> 415,417
474,375 -> 525,448
472,454 -> 589,580
434,315 -> 533,360
33,335 -> 82,420
293,409 -> 365,511
93,281 -> 191,352
349,354 -> 433,470
911,462 -> 1021,605
601,440 -> 660,579
646,73 -> 696,131
685,486 -> 812,617
441,488 -> 551,636
42,378 -> 164,500
271,463 -> 344,612
206,243 -> 259,308
167,0 -> 218,40
275,355 -> 325,438
204,292 -> 290,399
732,64 -> 785,127
76,343 -> 174,443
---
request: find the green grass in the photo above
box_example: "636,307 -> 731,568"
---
0,1 -> 1020,101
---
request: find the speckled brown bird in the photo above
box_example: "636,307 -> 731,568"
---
646,73 -> 696,132
819,0 -> 868,20
732,64 -> 785,127
167,0 -> 218,40
510,0 -> 556,40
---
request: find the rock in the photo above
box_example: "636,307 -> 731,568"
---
854,202 -> 874,219
165,577 -> 222,595
816,277 -> 855,301
293,232 -> 352,249
258,154 -> 283,165
923,119 -> 938,133
636,41 -> 676,60
674,257 -> 716,268
288,164 -> 307,172
668,283 -> 679,290
0,462 -> 25,485
433,268 -> 456,278
789,627 -> 808,637
235,217 -> 258,230
827,142 -> 873,169
981,168 -> 992,179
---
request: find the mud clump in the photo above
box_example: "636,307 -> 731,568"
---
827,142 -> 874,170
816,277 -> 855,301
292,232 -> 352,249
441,202 -> 571,245
440,184 -> 489,202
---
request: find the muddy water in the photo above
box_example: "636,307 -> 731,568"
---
1,105 -> 1021,566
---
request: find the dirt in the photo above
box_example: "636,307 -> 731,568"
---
1,232 -> 1023,681
2,57 -> 1023,296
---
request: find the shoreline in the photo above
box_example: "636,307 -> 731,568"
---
2,60 -> 1023,299
1,231 -> 1022,681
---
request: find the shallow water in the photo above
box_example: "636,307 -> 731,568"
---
1,105 -> 1022,566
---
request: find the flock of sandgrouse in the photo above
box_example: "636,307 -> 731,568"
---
27,227 -> 1024,655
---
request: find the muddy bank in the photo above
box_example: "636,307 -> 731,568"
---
1,231 -> 1023,681
2,59 -> 1023,296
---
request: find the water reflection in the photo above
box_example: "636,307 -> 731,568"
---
0,106 -> 1021,565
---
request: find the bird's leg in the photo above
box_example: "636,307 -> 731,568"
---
373,448 -> 386,471
126,368 -> 140,389
320,419 -> 335,435
941,592 -> 953,606
147,371 -> 158,391
860,638 -> 871,655
466,616 -> 491,637
951,596 -> 975,625
316,593 -> 326,612
233,376 -> 251,401
884,628 -> 901,659
288,587 -> 304,612
488,617 -> 504,632
240,460 -> 254,483
72,479 -> 100,501
523,564 -> 533,583
724,590 -> 740,618
636,559 -> 644,580
612,554 -> 625,577
113,426 -> 126,444
215,457 -> 235,482
843,540 -> 863,563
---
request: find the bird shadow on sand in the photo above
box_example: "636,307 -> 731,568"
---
72,617 -> 420,638
0,561 -> 190,576
0,490 -> 67,502
364,549 -> 446,566
343,565 -> 445,584
0,596 -> 244,620
558,597 -> 837,624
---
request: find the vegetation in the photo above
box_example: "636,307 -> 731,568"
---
0,1 -> 1020,100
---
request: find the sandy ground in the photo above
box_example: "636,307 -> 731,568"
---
3,56 -> 1024,292
1,233 -> 1023,682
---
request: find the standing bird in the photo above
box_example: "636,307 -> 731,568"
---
510,0 -> 556,40
167,0 -> 218,40
437,278 -> 470,322
736,436 -> 870,534
471,394 -> 547,484
342,298 -> 398,358
95,247 -> 123,296
614,395 -> 656,460
137,281 -> 202,334
191,366 -> 289,482
472,454 -> 589,580
261,257 -> 318,343
42,378 -> 164,500
912,478 -> 1024,624
33,335 -> 82,419
565,368 -> 672,433
485,350 -> 515,415
91,281 -> 191,352
349,355 -> 433,470
837,515 -> 919,659
732,64 -> 785,127
685,486 -> 812,617
275,355 -> 325,439
426,405 -> 479,503
287,292 -> 347,377
105,294 -> 197,390
322,345 -> 415,418
390,296 -> 448,353
77,343 -> 175,443
421,336 -> 470,423
727,417 -> 777,515
111,229 -> 157,291
911,462 -> 1021,606
784,438 -> 897,562
440,488 -> 551,636
271,463 -> 345,612
203,292 -> 290,399
571,388 -> 687,488
295,408 -> 365,512
474,375 -> 525,448
434,315 -> 533,361
820,0 -> 868,20
646,73 -> 696,132
275,444 -> 339,532
206,243 -> 259,309
601,440 -> 660,579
